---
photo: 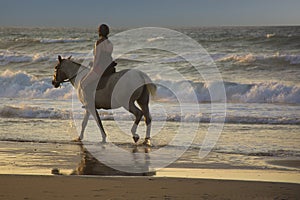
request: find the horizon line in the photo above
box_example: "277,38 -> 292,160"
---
1,24 -> 300,29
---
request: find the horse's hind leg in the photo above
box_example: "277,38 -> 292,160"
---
128,101 -> 143,143
138,102 -> 152,146
137,89 -> 152,146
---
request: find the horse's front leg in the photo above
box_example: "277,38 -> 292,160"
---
76,110 -> 90,141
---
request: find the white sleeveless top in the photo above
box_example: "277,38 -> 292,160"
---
92,39 -> 113,75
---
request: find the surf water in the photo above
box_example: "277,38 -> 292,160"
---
0,26 -> 299,173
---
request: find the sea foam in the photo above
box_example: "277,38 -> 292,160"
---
1,70 -> 300,104
0,105 -> 71,119
0,104 -> 298,125
217,53 -> 300,65
0,70 -> 72,99
39,38 -> 87,44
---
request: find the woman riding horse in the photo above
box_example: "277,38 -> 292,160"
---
81,24 -> 116,110
52,27 -> 156,145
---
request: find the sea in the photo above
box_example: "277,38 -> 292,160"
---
0,26 -> 299,174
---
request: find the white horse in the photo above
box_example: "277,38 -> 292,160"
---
52,55 -> 156,145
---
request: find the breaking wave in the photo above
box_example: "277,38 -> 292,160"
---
0,50 -> 91,65
0,104 -> 298,124
0,105 -> 71,119
39,37 -> 87,44
155,80 -> 300,104
0,70 -> 73,99
0,70 -> 299,104
217,53 -> 300,65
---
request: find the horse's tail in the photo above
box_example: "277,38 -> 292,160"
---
146,83 -> 157,97
140,72 -> 157,96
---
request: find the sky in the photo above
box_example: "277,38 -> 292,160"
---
0,0 -> 299,28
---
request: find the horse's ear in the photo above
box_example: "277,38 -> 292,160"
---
67,55 -> 72,60
58,55 -> 62,63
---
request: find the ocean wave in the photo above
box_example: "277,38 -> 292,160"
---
227,82 -> 300,104
0,104 -> 298,125
2,49 -> 299,68
0,70 -> 73,99
155,80 -> 300,104
0,50 -> 92,65
0,50 -> 53,65
0,105 -> 71,119
223,116 -> 300,125
1,70 -> 300,104
266,33 -> 276,38
124,52 -> 300,66
0,50 -> 32,65
39,37 -> 87,44
217,53 -> 300,65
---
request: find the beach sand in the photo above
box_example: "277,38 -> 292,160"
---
0,174 -> 299,200
1,142 -> 299,199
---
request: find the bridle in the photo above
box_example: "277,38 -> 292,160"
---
55,60 -> 86,84
61,71 -> 78,83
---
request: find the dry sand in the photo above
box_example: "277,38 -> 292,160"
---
0,174 -> 299,200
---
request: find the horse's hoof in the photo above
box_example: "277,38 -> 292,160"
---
73,137 -> 82,142
133,135 -> 140,143
143,138 -> 151,147
101,139 -> 107,144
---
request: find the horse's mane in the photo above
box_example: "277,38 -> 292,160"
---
64,59 -> 89,70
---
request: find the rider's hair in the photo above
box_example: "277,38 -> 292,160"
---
98,24 -> 109,38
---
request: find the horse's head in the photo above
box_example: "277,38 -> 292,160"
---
52,55 -> 70,88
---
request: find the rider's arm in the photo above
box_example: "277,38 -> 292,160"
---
92,42 -> 103,75
92,40 -> 113,75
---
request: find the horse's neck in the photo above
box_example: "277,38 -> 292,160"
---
64,61 -> 88,88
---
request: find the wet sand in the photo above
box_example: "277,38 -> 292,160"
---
0,141 -> 299,199
267,159 -> 300,169
157,168 -> 300,184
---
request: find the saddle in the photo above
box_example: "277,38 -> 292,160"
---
96,61 -> 117,90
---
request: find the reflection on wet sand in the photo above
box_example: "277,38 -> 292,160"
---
71,142 -> 156,176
